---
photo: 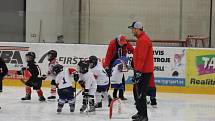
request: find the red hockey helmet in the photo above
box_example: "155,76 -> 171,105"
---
116,35 -> 127,46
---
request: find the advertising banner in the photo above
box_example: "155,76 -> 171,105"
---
186,49 -> 215,87
0,42 -> 108,80
153,47 -> 186,86
1,42 -> 186,87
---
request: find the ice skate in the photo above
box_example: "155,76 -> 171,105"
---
86,106 -> 95,113
47,96 -> 56,100
39,96 -> 46,102
95,102 -> 102,108
80,104 -> 87,112
21,94 -> 31,101
69,104 -> 75,112
132,113 -> 140,120
150,98 -> 157,108
120,97 -> 127,100
57,108 -> 62,113
132,116 -> 148,121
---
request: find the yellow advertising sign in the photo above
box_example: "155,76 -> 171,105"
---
186,49 -> 215,87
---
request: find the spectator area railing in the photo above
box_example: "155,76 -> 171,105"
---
127,36 -> 208,47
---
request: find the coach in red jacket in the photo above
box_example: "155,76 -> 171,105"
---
104,35 -> 134,100
129,21 -> 154,121
104,35 -> 134,69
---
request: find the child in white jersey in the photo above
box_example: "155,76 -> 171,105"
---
52,64 -> 77,113
46,50 -> 58,100
88,55 -> 110,108
110,56 -> 129,99
77,60 -> 97,113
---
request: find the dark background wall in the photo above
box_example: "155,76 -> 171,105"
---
0,0 -> 25,42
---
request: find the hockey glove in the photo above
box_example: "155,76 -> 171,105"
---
133,70 -> 142,83
17,67 -> 28,75
130,57 -> 134,69
16,70 -> 23,75
21,67 -> 27,71
105,68 -> 112,77
73,73 -> 79,82
41,74 -> 47,80
118,63 -> 123,71
82,89 -> 89,97
78,80 -> 85,88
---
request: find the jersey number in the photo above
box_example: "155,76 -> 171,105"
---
62,77 -> 67,84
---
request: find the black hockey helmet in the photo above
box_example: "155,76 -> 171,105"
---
47,50 -> 57,61
88,55 -> 98,69
52,64 -> 63,75
77,60 -> 89,74
25,51 -> 36,61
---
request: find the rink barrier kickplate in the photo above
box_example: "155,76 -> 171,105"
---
3,79 -> 215,95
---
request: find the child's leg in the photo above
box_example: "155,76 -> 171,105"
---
88,95 -> 95,112
80,96 -> 88,112
100,84 -> 109,102
33,79 -> 46,101
80,90 -> 89,112
119,89 -> 124,99
48,79 -> 57,99
67,87 -> 75,112
68,99 -> 75,112
57,99 -> 65,113
57,89 -> 67,113
101,91 -> 108,102
21,86 -> 32,100
95,91 -> 102,108
113,89 -> 118,99
119,74 -> 127,100
86,88 -> 96,112
101,91 -> 110,106
36,89 -> 46,101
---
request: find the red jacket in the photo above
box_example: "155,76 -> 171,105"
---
104,39 -> 134,68
133,32 -> 154,73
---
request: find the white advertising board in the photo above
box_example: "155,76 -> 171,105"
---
153,47 -> 186,86
0,42 -> 186,86
0,42 -> 107,80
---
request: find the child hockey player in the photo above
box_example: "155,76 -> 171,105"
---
52,64 -> 77,113
0,57 -> 8,109
21,51 -> 46,101
46,50 -> 58,100
88,55 -> 110,108
77,60 -> 97,113
110,56 -> 129,99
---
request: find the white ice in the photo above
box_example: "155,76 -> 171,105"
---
0,87 -> 215,121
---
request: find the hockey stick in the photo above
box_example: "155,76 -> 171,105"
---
19,78 -> 26,84
105,68 -> 113,105
11,73 -> 26,84
86,96 -> 89,116
133,76 -> 143,99
74,81 -> 77,97
74,88 -> 84,98
109,98 -> 121,119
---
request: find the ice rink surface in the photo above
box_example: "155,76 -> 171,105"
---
0,87 -> 215,121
